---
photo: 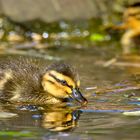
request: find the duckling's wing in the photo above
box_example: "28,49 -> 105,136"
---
0,69 -> 11,99
0,69 -> 13,90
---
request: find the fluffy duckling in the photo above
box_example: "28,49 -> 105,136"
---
0,55 -> 87,106
120,2 -> 140,54
106,2 -> 140,54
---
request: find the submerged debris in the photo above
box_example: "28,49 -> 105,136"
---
97,55 -> 140,68
0,112 -> 18,118
123,110 -> 140,116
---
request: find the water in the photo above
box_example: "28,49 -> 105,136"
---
0,46 -> 140,140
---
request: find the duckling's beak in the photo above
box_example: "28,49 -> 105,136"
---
71,89 -> 88,105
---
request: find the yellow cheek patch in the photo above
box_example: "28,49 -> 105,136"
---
61,85 -> 71,94
43,73 -> 56,83
48,77 -> 72,95
50,70 -> 76,88
42,81 -> 69,98
42,72 -> 73,96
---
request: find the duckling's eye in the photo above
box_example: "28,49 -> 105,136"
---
60,80 -> 67,86
60,80 -> 73,89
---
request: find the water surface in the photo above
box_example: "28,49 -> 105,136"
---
0,46 -> 140,140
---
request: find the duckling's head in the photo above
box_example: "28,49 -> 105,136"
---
42,63 -> 87,105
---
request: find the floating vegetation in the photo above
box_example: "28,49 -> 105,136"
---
89,33 -> 109,42
0,131 -> 34,137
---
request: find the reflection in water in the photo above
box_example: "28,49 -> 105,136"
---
41,109 -> 81,131
0,104 -> 82,132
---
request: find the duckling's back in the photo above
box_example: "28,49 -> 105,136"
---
0,55 -> 48,102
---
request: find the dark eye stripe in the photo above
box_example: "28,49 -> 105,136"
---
49,73 -> 62,83
47,80 -> 55,85
129,12 -> 140,17
49,73 -> 71,88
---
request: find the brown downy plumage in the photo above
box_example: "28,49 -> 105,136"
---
0,55 -> 87,106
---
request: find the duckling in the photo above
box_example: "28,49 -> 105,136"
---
106,2 -> 140,54
121,2 -> 140,54
0,55 -> 87,106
